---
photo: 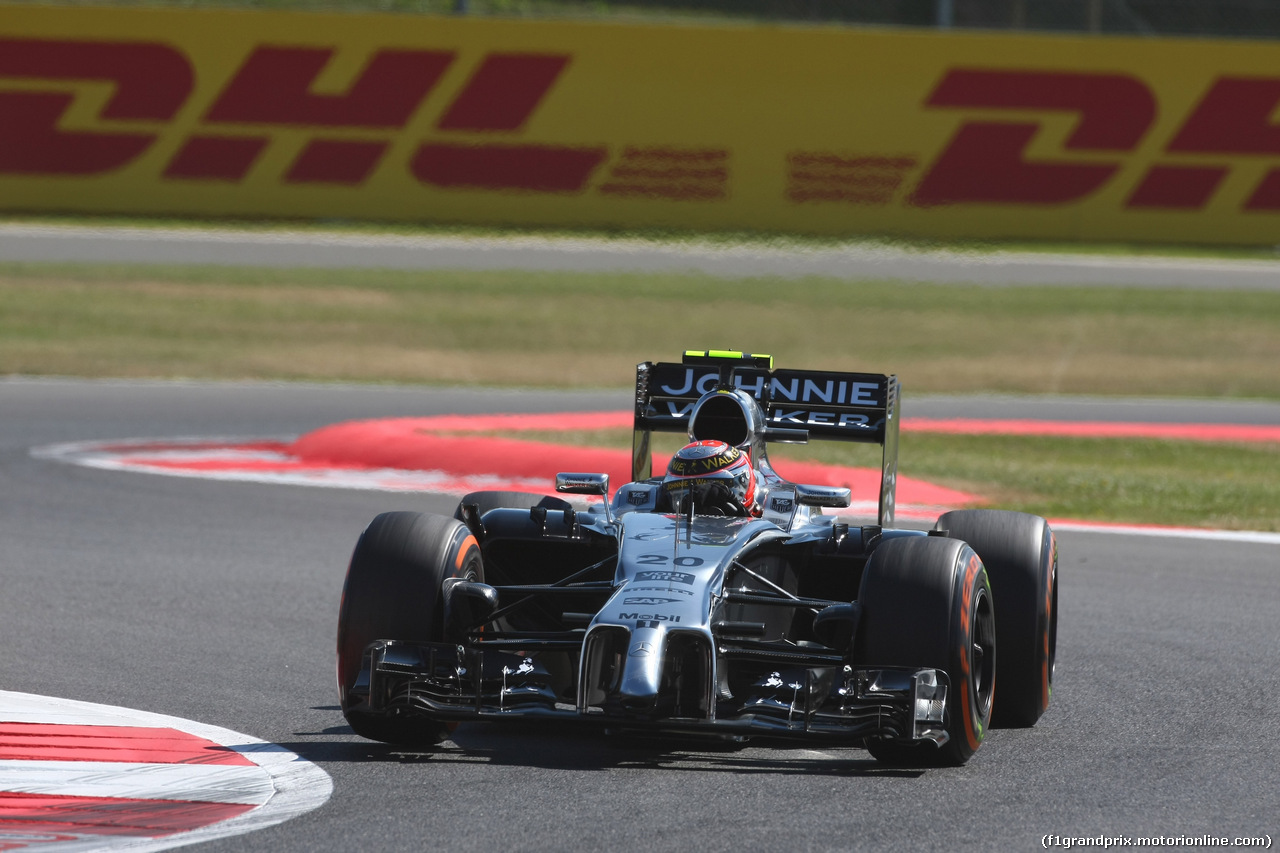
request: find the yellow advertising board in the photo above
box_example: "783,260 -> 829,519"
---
2,5 -> 1280,245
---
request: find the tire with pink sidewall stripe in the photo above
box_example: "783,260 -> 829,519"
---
336,512 -> 482,745
936,509 -> 1058,728
854,535 -> 997,766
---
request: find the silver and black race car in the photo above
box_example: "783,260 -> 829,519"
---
336,351 -> 1058,765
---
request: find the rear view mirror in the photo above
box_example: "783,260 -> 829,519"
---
555,472 -> 609,496
556,472 -> 613,523
795,484 -> 852,509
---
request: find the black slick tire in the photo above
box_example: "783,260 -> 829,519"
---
336,511 -> 482,745
855,535 -> 996,766
936,509 -> 1058,728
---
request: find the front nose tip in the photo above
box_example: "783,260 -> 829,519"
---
617,690 -> 657,714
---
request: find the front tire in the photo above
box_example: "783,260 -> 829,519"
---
336,511 -> 482,745
855,536 -> 996,766
936,509 -> 1057,728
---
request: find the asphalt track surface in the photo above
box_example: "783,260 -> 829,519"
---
3,378 -> 1278,852
3,223 -> 1280,289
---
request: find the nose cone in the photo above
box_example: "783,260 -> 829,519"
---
615,627 -> 665,711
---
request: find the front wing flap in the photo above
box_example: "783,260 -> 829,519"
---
348,639 -> 949,745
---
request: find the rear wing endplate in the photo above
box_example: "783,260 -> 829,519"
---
632,352 -> 900,525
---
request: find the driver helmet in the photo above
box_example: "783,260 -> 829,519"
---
663,440 -> 757,516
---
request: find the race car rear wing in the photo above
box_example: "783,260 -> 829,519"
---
632,351 -> 901,525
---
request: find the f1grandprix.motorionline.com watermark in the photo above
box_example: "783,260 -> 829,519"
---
1043,836 -> 1272,849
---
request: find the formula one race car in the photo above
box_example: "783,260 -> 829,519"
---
337,351 -> 1058,765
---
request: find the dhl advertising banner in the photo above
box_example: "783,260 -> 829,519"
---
3,5 -> 1280,244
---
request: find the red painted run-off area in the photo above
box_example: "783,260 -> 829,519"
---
284,412 -> 1279,502
114,411 -> 1280,511
281,413 -> 972,506
283,410 -> 1280,446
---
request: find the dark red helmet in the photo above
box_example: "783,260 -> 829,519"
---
662,440 -> 757,516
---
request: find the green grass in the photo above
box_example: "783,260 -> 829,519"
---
3,261 -> 1279,397
2,256 -> 1277,530
899,433 -> 1279,531
516,429 -> 1280,530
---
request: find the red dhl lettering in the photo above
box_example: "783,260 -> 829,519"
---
285,140 -> 389,186
1126,165 -> 1228,210
205,46 -> 454,128
911,69 -> 1156,207
188,47 -> 592,187
0,38 -> 192,176
1169,78 -> 1280,156
2,37 -> 1278,216
413,53 -> 606,192
164,135 -> 266,182
0,38 -> 603,190
910,67 -> 1280,213
436,53 -> 569,132
1166,78 -> 1280,210
165,45 -> 453,182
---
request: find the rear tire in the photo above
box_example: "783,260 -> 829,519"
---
936,509 -> 1057,728
336,511 -> 482,745
855,536 -> 996,766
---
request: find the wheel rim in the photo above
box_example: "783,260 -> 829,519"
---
971,586 -> 996,717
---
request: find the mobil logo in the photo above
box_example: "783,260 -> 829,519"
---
909,67 -> 1280,213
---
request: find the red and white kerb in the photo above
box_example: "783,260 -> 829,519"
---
0,690 -> 331,851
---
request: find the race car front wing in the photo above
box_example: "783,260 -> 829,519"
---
348,639 -> 950,745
